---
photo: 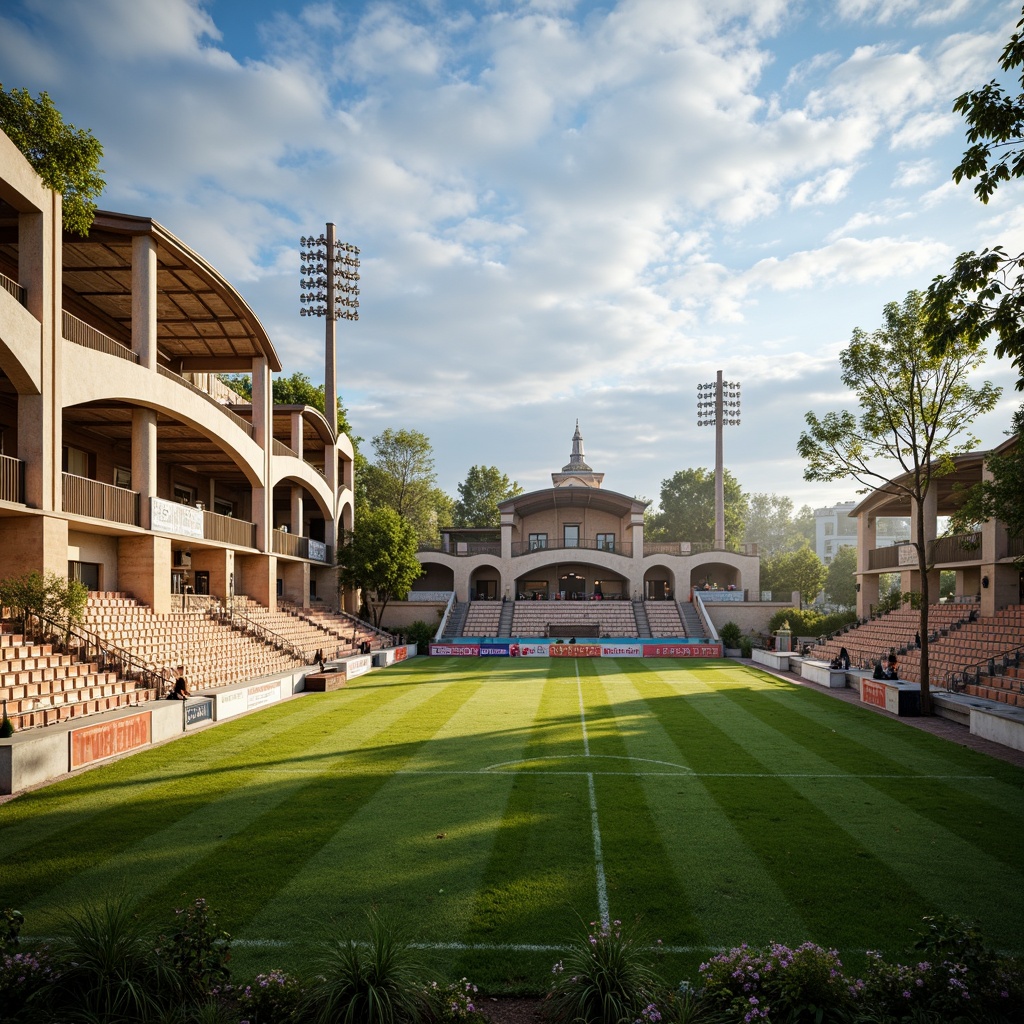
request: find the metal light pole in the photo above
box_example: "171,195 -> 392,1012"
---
697,371 -> 741,549
299,225 -> 360,437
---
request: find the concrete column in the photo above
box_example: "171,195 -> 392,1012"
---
500,513 -> 513,560
325,440 -> 338,552
0,515 -> 68,577
251,357 -> 272,551
118,534 -> 171,614
131,235 -> 158,371
238,552 -> 277,610
290,411 -> 303,458
630,513 -> 644,565
131,407 -> 157,529
290,485 -> 303,535
280,559 -> 308,607
856,512 -> 878,619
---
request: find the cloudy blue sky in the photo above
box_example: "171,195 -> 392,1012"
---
2,0 -> 1022,511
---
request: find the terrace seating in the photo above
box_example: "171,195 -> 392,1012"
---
230,597 -> 337,661
80,593 -> 303,693
463,603 -> 502,637
644,602 -> 685,637
509,600 -> 639,637
0,619 -> 156,731
280,603 -> 393,656
808,605 -> 1024,700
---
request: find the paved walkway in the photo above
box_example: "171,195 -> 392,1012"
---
742,656 -> 1024,769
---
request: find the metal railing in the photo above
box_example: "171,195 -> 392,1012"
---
210,604 -> 307,662
202,508 -> 256,547
1,270 -> 26,305
157,365 -> 255,438
511,538 -> 633,557
63,311 -> 138,363
272,528 -> 331,562
62,473 -> 139,525
930,532 -> 982,564
867,545 -> 903,570
418,541 -> 501,556
31,609 -> 170,698
0,454 -> 24,503
945,642 -> 1024,692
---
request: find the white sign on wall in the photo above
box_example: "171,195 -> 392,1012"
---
308,539 -> 327,562
898,544 -> 916,567
151,497 -> 204,539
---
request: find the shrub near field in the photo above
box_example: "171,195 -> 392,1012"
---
1,656 -> 1022,995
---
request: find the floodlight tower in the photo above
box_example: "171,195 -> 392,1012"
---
299,224 -> 360,437
696,371 -> 741,549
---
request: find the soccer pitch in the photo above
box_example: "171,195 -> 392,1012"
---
3,656 -> 1023,991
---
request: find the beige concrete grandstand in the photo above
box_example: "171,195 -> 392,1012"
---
0,127 -> 354,618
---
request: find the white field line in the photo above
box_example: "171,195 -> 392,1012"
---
386,770 -> 991,780
577,660 -> 610,933
228,937 -> 717,954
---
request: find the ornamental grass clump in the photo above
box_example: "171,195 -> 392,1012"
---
546,919 -> 661,1024
304,911 -> 430,1024
699,941 -> 852,1023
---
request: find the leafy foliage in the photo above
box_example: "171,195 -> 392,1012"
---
304,912 -> 430,1024
759,546 -> 827,608
924,10 -> 1024,388
425,977 -> 487,1022
824,544 -> 859,609
154,897 -> 231,997
647,468 -> 747,548
337,505 -> 422,626
358,428 -> 453,546
452,465 -> 522,527
766,608 -> 857,637
0,570 -> 88,644
718,621 -> 743,649
0,85 -> 104,235
404,619 -> 438,649
743,494 -> 813,558
237,969 -> 304,1024
546,919 -> 660,1024
798,290 -> 1000,712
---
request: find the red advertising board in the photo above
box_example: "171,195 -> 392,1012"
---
70,711 -> 152,769
644,644 -> 722,658
862,680 -> 888,709
394,645 -> 408,662
549,644 -> 602,658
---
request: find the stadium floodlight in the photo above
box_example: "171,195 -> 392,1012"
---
696,371 -> 742,549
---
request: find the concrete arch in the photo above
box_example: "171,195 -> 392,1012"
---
415,561 -> 455,591
63,346 -> 264,486
643,562 -> 679,600
0,298 -> 42,394
273,466 -> 332,522
470,561 -> 504,601
511,548 -> 633,575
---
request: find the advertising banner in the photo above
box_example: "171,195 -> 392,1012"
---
480,644 -> 510,656
515,643 -> 550,657
644,643 -> 723,658
601,643 -> 643,658
184,700 -> 213,729
70,712 -> 152,769
151,496 -> 204,539
344,654 -> 372,679
393,646 -> 409,663
430,643 -> 481,657
549,644 -> 602,658
247,680 -> 281,711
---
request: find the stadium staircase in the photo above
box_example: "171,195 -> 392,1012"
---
497,600 -> 515,637
678,600 -> 704,637
0,614 -> 158,731
443,601 -> 469,638
632,602 -> 652,637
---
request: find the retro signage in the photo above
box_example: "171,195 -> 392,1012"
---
151,496 -> 204,539
184,700 -> 213,728
480,644 -> 510,656
861,680 -> 888,710
644,644 -> 722,658
600,643 -> 643,658
70,712 -> 152,769
430,643 -> 481,656
549,644 -> 602,658
247,680 -> 281,711
344,654 -> 372,678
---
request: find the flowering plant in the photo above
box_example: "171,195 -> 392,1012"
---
237,969 -> 303,1024
426,977 -> 486,1022
699,941 -> 852,1023
0,947 -> 58,1018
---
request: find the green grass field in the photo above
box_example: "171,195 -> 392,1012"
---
3,656 -> 1023,992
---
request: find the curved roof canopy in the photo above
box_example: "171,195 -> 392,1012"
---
499,486 -> 648,518
59,210 -> 282,373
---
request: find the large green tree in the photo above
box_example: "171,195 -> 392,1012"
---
452,465 -> 523,527
647,467 -> 747,548
336,505 -> 422,627
824,544 -> 859,609
924,8 -> 1024,389
760,546 -> 827,608
743,493 -> 813,557
358,428 -> 452,546
0,85 -> 104,236
798,290 -> 1000,714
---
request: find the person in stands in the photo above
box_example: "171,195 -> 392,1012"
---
168,672 -> 191,700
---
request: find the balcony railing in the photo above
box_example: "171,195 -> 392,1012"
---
202,508 -> 256,548
272,529 -> 332,563
63,473 -> 139,525
867,544 -> 902,570
930,532 -> 982,564
1,270 -> 26,305
419,541 -> 502,556
157,365 -> 255,439
1007,534 -> 1024,560
63,311 -> 138,363
0,454 -> 24,503
511,538 -> 633,557
272,438 -> 329,484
